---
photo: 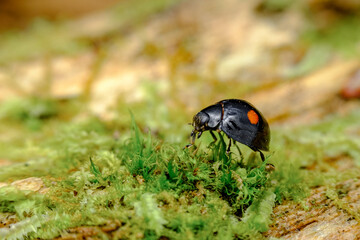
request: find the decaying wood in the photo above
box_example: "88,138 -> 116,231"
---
265,178 -> 360,239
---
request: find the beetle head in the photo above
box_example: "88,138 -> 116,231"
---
187,112 -> 208,145
192,112 -> 209,132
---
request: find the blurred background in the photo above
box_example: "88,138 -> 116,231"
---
1,0 -> 360,129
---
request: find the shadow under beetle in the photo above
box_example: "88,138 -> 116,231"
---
185,99 -> 270,161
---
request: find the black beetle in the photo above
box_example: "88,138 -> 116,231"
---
185,99 -> 270,161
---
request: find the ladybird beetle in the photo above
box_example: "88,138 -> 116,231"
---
186,99 -> 270,161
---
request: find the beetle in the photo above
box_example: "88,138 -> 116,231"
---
185,99 -> 270,161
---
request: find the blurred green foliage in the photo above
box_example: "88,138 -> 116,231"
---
303,16 -> 360,57
0,0 -> 180,65
0,19 -> 87,65
0,97 -> 58,130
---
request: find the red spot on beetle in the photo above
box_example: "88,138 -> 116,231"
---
247,110 -> 259,124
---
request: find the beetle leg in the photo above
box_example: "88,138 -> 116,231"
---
259,151 -> 265,162
197,131 -> 203,139
226,138 -> 232,154
258,151 -> 274,171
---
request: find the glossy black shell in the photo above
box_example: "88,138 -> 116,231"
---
193,99 -> 270,151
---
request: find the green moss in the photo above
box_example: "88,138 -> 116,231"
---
0,95 -> 359,239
